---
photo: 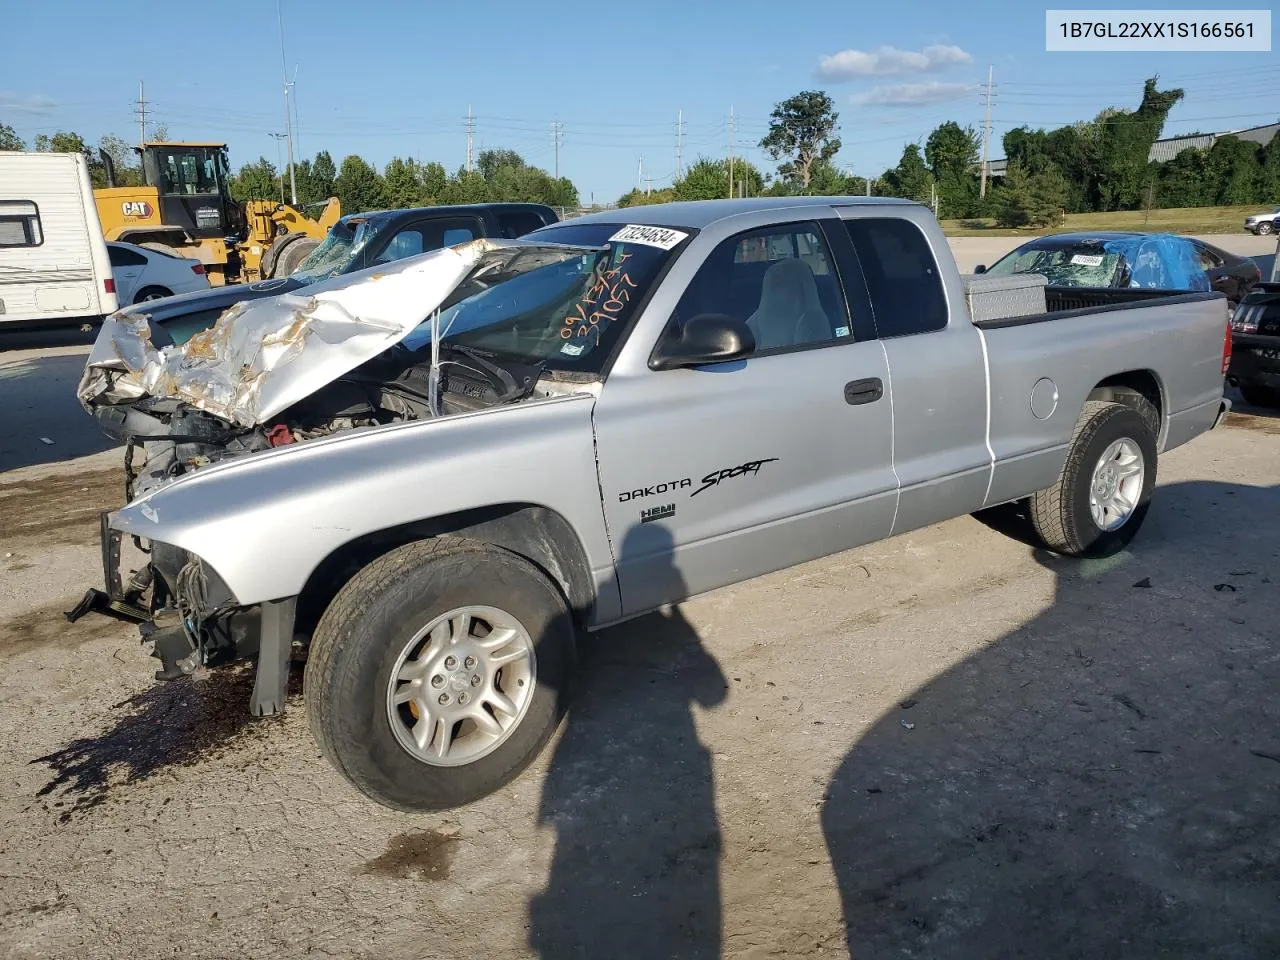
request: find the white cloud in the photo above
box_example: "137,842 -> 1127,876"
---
817,44 -> 972,80
853,82 -> 978,107
0,92 -> 57,115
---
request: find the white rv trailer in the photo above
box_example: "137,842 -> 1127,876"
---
0,152 -> 117,328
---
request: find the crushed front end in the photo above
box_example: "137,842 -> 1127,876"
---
68,516 -> 298,717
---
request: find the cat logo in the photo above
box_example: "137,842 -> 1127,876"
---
121,201 -> 154,218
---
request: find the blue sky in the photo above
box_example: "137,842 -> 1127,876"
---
4,0 -> 1277,203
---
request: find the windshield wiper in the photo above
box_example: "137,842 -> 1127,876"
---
441,342 -> 522,400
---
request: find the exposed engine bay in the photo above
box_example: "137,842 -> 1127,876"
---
93,342 -> 562,500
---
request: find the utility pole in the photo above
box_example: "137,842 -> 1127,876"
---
980,64 -> 994,200
676,109 -> 684,180
552,120 -> 562,179
277,0 -> 297,204
290,65 -> 301,164
269,133 -> 288,203
727,106 -> 737,199
466,105 -> 475,173
866,176 -> 872,197
135,81 -> 148,149
637,155 -> 643,192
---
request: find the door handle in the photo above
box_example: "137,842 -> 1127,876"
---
844,377 -> 884,405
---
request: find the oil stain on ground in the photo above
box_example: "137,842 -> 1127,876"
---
0,597 -> 132,660
31,663 -> 304,821
362,830 -> 460,882
0,466 -> 123,547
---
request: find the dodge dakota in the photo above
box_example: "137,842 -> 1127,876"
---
73,197 -> 1233,811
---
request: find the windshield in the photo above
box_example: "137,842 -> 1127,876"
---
291,218 -> 380,283
402,222 -> 690,375
985,244 -> 1125,287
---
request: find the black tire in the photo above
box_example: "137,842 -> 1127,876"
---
273,236 -> 319,277
259,231 -> 301,279
1029,400 -> 1158,558
134,286 -> 173,303
1257,222 -> 1274,236
1240,383 -> 1280,408
304,536 -> 576,812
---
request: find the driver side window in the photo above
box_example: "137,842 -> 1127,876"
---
672,221 -> 854,355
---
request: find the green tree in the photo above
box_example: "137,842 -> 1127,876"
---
231,157 -> 282,202
674,157 -> 764,200
421,161 -> 448,203
760,90 -> 841,191
806,160 -> 855,195
151,124 -> 169,143
334,155 -> 386,212
996,163 -> 1067,227
97,134 -> 143,187
883,144 -> 934,203
383,156 -> 425,208
1094,77 -> 1183,210
477,149 -> 525,180
34,131 -> 91,156
0,124 -> 24,151
1204,136 -> 1264,205
447,168 -> 491,204
1154,148 -> 1213,207
312,151 -> 337,198
1261,137 -> 1280,206
617,187 -> 677,207
926,121 -> 980,218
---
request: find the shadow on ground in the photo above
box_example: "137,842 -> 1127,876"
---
31,663 -> 304,821
0,352 -> 119,472
528,524 -> 727,959
822,480 -> 1280,958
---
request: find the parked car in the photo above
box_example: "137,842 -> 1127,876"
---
114,202 -> 560,347
976,232 -> 1261,312
1227,252 -> 1280,406
107,241 -> 209,304
73,196 -> 1231,812
1244,206 -> 1279,236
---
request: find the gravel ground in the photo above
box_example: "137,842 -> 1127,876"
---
1,238 -> 1278,959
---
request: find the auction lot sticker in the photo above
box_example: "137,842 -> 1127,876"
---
1046,9 -> 1271,51
609,225 -> 690,250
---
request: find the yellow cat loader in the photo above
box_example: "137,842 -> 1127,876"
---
94,142 -> 340,286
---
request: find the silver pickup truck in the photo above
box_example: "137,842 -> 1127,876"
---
74,197 -> 1232,811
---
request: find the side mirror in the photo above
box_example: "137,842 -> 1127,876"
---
974,264 -> 987,274
650,313 -> 755,370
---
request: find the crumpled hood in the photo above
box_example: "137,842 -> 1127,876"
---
77,237 -> 592,428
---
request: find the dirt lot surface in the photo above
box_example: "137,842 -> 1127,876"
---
2,262 -> 1279,959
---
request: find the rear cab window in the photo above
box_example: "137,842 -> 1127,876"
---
496,210 -> 550,239
842,218 -> 948,337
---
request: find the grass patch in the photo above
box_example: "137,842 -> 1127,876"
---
941,205 -> 1261,237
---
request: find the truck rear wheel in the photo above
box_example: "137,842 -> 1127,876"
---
304,537 -> 575,812
1029,400 -> 1157,558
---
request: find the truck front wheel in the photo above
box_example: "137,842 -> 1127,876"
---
304,537 -> 576,812
1029,400 -> 1157,558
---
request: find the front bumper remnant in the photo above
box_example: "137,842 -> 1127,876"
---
64,513 -> 151,625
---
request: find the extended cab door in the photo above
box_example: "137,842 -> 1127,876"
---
836,210 -> 991,533
591,216 -> 899,615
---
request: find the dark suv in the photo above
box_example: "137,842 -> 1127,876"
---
132,203 -> 560,346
